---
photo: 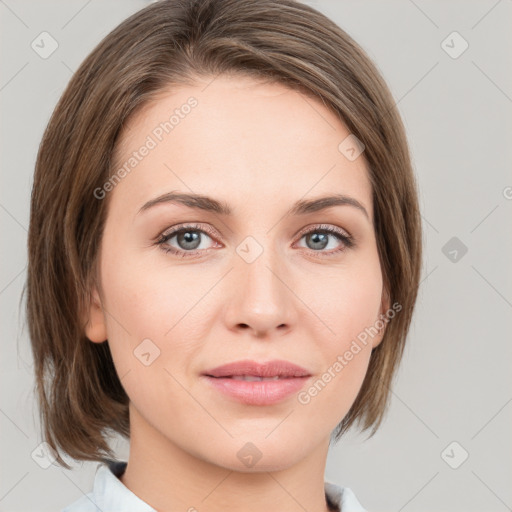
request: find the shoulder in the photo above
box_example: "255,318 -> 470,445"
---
60,493 -> 98,512
60,460 -> 155,512
325,481 -> 368,512
59,464 -> 105,512
59,463 -> 106,512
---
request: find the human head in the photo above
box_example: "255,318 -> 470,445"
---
25,0 -> 422,470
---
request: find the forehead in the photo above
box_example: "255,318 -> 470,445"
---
109,75 -> 373,220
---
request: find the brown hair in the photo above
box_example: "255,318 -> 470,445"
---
25,0 -> 422,469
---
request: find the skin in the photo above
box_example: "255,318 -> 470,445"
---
85,74 -> 389,512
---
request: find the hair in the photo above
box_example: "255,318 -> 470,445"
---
24,0 -> 422,470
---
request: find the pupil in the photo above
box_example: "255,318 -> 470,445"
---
178,231 -> 201,250
308,232 -> 328,250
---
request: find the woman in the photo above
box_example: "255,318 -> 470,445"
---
25,0 -> 422,510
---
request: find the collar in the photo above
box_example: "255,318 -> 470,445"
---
67,459 -> 366,512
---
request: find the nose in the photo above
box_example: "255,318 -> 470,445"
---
223,244 -> 298,337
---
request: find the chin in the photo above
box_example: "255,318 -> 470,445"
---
204,434 -> 313,474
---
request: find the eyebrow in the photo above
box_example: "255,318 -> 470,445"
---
138,191 -> 370,221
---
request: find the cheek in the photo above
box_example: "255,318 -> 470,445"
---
297,259 -> 382,411
100,234 -> 210,336
304,255 -> 384,346
97,259 -> 205,420
296,329 -> 373,425
98,244 -> 216,386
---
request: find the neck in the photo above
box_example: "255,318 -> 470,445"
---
120,406 -> 335,512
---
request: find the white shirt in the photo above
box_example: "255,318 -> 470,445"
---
61,460 -> 367,512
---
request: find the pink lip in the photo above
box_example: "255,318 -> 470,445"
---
201,359 -> 311,406
203,359 -> 310,378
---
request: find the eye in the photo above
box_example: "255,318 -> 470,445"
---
155,223 -> 355,258
295,224 -> 354,256
155,223 -> 221,258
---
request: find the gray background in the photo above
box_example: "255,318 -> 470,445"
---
1,0 -> 511,511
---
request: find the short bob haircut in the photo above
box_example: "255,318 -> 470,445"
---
25,0 -> 422,470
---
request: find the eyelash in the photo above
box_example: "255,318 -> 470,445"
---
155,223 -> 355,259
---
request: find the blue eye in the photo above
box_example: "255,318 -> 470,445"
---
155,223 -> 354,258
297,225 -> 354,254
156,223 -> 219,258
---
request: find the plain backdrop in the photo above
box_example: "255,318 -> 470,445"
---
1,1 -> 511,511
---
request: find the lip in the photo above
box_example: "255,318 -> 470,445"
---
203,359 -> 311,378
201,359 -> 311,406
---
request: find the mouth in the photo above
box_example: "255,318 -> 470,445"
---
215,375 -> 285,381
202,359 -> 311,379
201,359 -> 311,405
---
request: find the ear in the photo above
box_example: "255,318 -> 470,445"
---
371,286 -> 391,349
84,286 -> 108,343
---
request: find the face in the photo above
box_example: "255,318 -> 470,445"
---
86,74 -> 389,472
